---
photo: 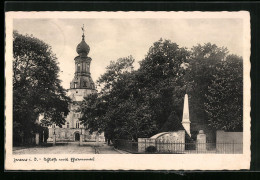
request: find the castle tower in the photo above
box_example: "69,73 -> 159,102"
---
48,25 -> 105,143
68,25 -> 96,101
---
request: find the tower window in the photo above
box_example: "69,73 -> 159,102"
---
77,64 -> 80,72
83,81 -> 87,87
76,122 -> 80,128
74,82 -> 77,88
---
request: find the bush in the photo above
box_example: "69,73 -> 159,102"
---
146,146 -> 157,153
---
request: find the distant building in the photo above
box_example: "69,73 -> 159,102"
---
48,27 -> 105,142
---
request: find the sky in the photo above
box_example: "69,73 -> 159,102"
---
14,18 -> 243,89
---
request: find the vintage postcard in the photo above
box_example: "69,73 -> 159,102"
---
5,11 -> 251,170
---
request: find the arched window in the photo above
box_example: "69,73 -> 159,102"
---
77,63 -> 80,72
83,81 -> 87,87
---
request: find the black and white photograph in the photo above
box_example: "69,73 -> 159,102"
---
5,11 -> 251,170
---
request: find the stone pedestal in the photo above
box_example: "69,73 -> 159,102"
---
80,134 -> 83,146
53,134 -> 56,145
35,133 -> 40,145
196,130 -> 206,152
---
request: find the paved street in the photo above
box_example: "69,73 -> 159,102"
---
13,142 -> 120,155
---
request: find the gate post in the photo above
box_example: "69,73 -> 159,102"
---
53,134 -> 56,145
196,130 -> 206,153
35,133 -> 40,145
80,134 -> 83,146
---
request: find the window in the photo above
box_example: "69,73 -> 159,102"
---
83,81 -> 87,87
77,64 -> 80,72
74,82 -> 77,88
67,122 -> 69,128
76,122 -> 80,128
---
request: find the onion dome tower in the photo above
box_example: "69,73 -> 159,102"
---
69,25 -> 96,102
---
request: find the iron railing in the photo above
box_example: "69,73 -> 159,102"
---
114,139 -> 243,154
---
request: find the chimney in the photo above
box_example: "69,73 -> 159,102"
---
182,94 -> 191,137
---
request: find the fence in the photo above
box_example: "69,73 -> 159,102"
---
114,139 -> 243,154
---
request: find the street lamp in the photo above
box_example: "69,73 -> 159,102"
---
53,125 -> 56,135
52,124 -> 56,145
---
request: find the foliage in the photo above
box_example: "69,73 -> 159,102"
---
204,55 -> 243,131
146,146 -> 157,153
13,31 -> 70,144
185,43 -> 229,126
137,39 -> 190,130
184,43 -> 243,132
80,40 -> 244,142
80,56 -> 157,141
80,40 -> 190,141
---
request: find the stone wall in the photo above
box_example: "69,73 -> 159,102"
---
216,130 -> 243,153
138,131 -> 185,153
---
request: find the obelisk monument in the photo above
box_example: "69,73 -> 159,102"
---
182,94 -> 191,137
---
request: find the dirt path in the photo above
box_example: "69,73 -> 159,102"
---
13,142 -> 120,154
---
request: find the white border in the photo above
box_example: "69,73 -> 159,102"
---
5,11 -> 251,170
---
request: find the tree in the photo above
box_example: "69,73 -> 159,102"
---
183,43 -> 243,136
80,56 -> 157,142
185,43 -> 229,127
137,39 -> 190,130
204,55 -> 243,131
80,39 -> 191,142
13,31 -> 70,145
80,39 -> 243,143
107,71 -> 157,140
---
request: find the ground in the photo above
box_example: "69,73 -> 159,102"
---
13,142 -> 120,154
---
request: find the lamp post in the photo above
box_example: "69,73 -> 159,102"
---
43,129 -> 45,143
53,124 -> 56,145
53,126 -> 56,135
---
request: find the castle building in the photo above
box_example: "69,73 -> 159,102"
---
48,27 -> 105,142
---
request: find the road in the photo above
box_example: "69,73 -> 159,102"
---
13,142 -> 120,155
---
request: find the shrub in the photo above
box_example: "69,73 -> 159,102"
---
146,146 -> 157,153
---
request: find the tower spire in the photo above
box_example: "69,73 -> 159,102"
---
81,24 -> 85,40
